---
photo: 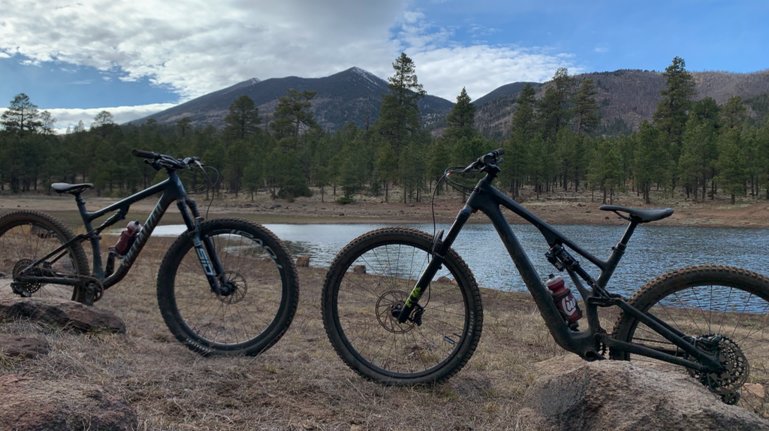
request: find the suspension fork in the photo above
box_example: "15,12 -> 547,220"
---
396,205 -> 473,323
179,198 -> 226,294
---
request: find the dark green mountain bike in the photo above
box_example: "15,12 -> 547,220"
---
0,150 -> 299,357
322,149 -> 768,416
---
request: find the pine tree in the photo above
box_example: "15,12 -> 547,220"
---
375,52 -> 425,154
573,78 -> 599,135
587,137 -> 622,203
634,122 -> 668,203
445,88 -> 476,142
1,93 -> 43,136
716,128 -> 747,204
678,98 -> 719,200
375,53 -> 426,202
653,57 -> 695,172
536,68 -> 574,192
504,84 -> 537,197
224,96 -> 260,140
269,90 -> 318,142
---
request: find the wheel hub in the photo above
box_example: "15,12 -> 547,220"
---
216,272 -> 247,304
375,290 -> 416,334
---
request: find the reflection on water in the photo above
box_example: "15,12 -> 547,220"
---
152,223 -> 769,298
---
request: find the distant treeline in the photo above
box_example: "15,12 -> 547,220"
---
2,55 -> 769,205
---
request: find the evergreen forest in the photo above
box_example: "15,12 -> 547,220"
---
3,55 -> 769,206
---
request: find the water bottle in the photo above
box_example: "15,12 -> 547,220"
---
545,274 -> 582,330
114,221 -> 141,256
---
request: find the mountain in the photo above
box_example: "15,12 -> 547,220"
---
139,67 -> 769,136
141,67 -> 454,131
473,69 -> 769,137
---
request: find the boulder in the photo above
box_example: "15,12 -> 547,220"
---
0,298 -> 125,333
515,356 -> 769,431
0,374 -> 137,430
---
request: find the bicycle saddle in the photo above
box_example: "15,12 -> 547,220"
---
51,182 -> 94,194
599,205 -> 673,223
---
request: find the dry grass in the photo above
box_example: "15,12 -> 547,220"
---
0,239 -> 567,430
1,237 -> 768,429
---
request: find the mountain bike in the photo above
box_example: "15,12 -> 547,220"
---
0,150 -> 299,356
321,149 -> 769,412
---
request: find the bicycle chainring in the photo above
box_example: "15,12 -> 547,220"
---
688,334 -> 749,404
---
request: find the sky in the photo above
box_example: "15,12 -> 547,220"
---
1,0 -> 768,133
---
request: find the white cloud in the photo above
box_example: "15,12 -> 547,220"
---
413,45 -> 579,101
399,12 -> 579,100
0,104 -> 176,134
47,104 -> 176,132
2,0 -> 579,106
1,0 -> 404,100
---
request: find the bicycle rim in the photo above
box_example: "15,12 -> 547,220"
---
612,266 -> 769,417
325,229 -> 481,384
0,213 -> 87,302
159,221 -> 297,355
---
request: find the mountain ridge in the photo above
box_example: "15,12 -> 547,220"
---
139,66 -> 769,136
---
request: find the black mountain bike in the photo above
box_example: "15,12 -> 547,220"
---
322,149 -> 769,412
0,150 -> 299,356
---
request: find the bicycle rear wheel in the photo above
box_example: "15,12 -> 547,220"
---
322,227 -> 483,385
157,219 -> 299,356
611,265 -> 769,417
0,211 -> 89,302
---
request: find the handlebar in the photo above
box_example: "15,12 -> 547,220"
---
462,148 -> 504,173
132,149 -> 202,171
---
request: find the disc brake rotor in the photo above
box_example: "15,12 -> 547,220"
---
375,290 -> 415,334
216,272 -> 247,304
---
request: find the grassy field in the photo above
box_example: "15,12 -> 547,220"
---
0,235 -> 577,430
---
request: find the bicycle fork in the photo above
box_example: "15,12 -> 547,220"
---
396,252 -> 446,324
190,219 -> 228,295
396,207 -> 473,324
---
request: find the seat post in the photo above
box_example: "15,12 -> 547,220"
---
73,192 -> 89,217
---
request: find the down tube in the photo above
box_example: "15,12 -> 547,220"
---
481,204 -> 596,355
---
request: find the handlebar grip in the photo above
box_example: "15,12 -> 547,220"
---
482,148 -> 504,164
132,149 -> 160,159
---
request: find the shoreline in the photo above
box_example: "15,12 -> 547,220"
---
1,193 -> 769,229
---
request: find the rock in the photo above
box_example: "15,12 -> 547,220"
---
0,298 -> 126,334
514,356 -> 769,431
353,265 -> 366,274
296,255 -> 311,267
0,374 -> 137,430
0,335 -> 50,359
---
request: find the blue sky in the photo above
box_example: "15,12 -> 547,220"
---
1,0 -> 767,132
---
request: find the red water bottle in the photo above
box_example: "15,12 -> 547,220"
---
545,274 -> 582,330
114,221 -> 141,256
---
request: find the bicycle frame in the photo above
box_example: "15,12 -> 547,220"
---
404,171 -> 723,374
18,169 -> 224,295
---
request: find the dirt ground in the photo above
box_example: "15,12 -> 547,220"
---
2,188 -> 769,228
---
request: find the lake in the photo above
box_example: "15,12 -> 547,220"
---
152,223 -> 769,298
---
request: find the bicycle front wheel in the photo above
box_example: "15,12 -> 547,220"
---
322,227 -> 483,385
611,265 -> 769,417
157,219 -> 299,356
0,211 -> 89,302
